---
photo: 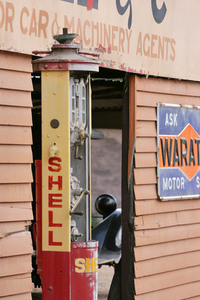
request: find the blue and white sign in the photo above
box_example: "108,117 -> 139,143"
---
157,104 -> 200,200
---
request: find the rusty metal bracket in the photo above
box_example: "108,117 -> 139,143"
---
70,189 -> 90,214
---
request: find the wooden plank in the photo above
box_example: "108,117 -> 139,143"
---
135,137 -> 157,153
136,121 -> 156,137
0,89 -> 32,107
1,293 -> 32,300
0,145 -> 33,163
0,70 -> 33,91
134,250 -> 200,278
134,237 -> 200,262
0,106 -> 32,126
0,206 -> 33,222
0,254 -> 32,277
0,273 -> 32,297
134,168 -> 156,185
0,221 -> 31,238
134,281 -> 200,300
136,107 -> 157,121
135,199 -> 200,215
134,209 -> 200,230
134,184 -> 157,200
135,76 -> 200,97
128,75 -> 136,179
0,231 -> 32,257
134,223 -> 200,246
135,265 -> 200,295
0,164 -> 33,184
0,183 -> 32,202
0,126 -> 32,145
135,153 -> 156,168
136,91 -> 200,107
0,202 -> 32,209
0,52 -> 32,72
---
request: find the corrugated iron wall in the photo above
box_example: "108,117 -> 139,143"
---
130,75 -> 200,299
0,51 -> 33,299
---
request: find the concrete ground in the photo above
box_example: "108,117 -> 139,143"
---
32,265 -> 114,300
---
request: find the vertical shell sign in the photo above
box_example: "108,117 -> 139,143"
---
157,104 -> 200,200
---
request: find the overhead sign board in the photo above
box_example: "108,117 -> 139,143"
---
1,0 -> 200,81
157,104 -> 200,200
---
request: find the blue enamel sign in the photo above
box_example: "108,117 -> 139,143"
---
157,104 -> 200,200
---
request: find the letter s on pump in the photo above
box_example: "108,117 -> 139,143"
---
75,258 -> 85,273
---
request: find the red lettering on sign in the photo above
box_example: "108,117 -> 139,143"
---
49,231 -> 62,246
48,157 -> 62,172
48,193 -> 63,208
47,156 -> 64,247
48,175 -> 63,190
48,211 -> 62,227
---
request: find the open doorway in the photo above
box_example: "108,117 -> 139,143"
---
91,68 -> 124,217
91,68 -> 125,299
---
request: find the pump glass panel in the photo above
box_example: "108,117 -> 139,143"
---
70,76 -> 90,242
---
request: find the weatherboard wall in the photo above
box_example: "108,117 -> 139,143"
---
0,51 -> 33,299
130,75 -> 200,299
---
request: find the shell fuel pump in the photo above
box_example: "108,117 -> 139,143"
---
32,28 -> 99,300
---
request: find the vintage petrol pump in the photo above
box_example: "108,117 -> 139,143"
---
33,28 -> 99,299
